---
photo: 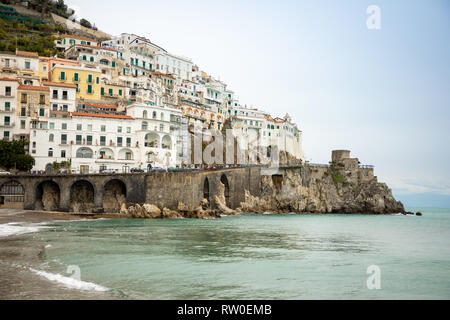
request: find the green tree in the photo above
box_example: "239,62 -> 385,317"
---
80,18 -> 92,28
0,140 -> 34,171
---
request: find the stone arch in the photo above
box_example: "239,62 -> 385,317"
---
220,174 -> 231,207
161,135 -> 172,149
35,180 -> 60,211
103,179 -> 127,213
203,177 -> 210,204
70,180 -> 95,213
76,147 -> 93,159
99,148 -> 114,160
143,110 -> 148,119
0,180 -> 24,208
145,132 -> 160,148
45,163 -> 54,174
118,148 -> 134,160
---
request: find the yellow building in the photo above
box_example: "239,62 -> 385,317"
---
38,57 -> 79,82
100,83 -> 126,100
51,64 -> 102,101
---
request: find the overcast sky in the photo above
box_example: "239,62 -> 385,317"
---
65,0 -> 450,207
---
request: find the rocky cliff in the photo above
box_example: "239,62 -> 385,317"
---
239,166 -> 404,214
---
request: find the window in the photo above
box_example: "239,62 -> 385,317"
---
76,135 -> 82,145
21,120 -> 26,129
60,71 -> 65,80
62,123 -> 67,130
118,126 -> 122,133
74,73 -> 79,81
61,134 -> 67,144
87,85 -> 93,94
39,108 -> 45,117
101,125 -> 106,132
101,87 -> 104,96
90,56 -> 94,62
100,136 -> 106,146
61,150 -> 66,158
21,108 -> 26,117
62,105 -> 68,111
5,87 -> 11,96
48,148 -> 53,157
142,122 -> 148,130
87,124 -> 92,131
52,104 -> 58,111
21,93 -> 27,104
117,137 -> 123,147
88,74 -> 93,83
126,137 -> 131,147
39,95 -> 45,104
112,61 -> 116,67
77,124 -> 82,131
5,102 -> 10,111
3,131 -> 9,139
96,77 -> 99,84
25,61 -> 31,69
109,88 -> 113,96
87,135 -> 92,145
62,91 -> 68,100
4,116 -> 10,125
127,127 -> 131,133
49,134 -> 54,142
119,89 -> 122,96
50,122 -> 54,129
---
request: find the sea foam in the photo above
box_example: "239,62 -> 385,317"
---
30,268 -> 109,292
0,223 -> 44,237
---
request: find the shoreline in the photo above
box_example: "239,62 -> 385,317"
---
0,209 -> 119,300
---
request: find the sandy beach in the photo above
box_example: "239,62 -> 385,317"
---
0,209 -> 118,300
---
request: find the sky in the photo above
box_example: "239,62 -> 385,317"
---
65,0 -> 450,207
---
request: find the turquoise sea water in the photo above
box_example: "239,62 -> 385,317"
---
23,208 -> 450,299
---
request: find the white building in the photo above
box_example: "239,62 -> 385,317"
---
0,78 -> 19,141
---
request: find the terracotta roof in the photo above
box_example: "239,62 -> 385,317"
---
71,112 -> 133,120
0,78 -> 19,82
86,103 -> 118,109
63,34 -> 97,42
151,71 -> 175,79
18,85 -> 49,92
15,50 -> 38,58
42,81 -> 77,89
39,56 -> 80,65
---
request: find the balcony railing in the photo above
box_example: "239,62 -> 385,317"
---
0,122 -> 14,128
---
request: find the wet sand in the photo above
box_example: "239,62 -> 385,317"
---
0,209 -> 120,300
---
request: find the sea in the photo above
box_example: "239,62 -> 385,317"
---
1,208 -> 449,300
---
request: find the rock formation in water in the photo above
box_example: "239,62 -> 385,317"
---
239,164 -> 404,214
214,181 -> 239,215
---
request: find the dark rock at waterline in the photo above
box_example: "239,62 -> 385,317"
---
416,212 -> 423,216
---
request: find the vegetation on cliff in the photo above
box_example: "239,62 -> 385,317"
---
0,16 -> 63,56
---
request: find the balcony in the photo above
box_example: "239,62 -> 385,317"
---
0,122 -> 15,128
0,108 -> 14,113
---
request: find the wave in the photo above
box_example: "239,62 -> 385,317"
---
0,223 -> 46,237
30,268 -> 109,292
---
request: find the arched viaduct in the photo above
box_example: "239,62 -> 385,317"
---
0,167 -> 262,213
